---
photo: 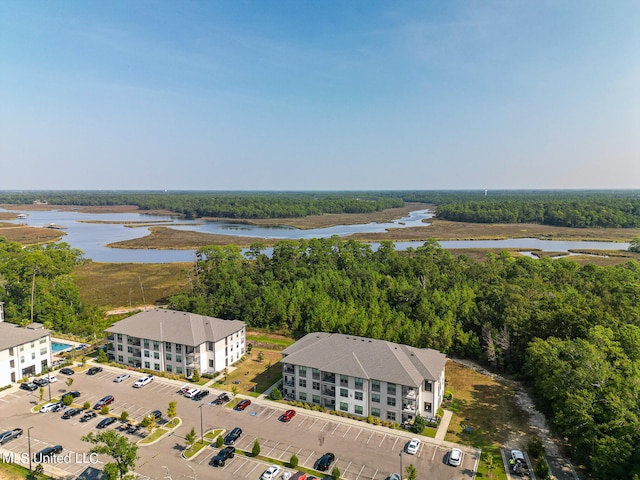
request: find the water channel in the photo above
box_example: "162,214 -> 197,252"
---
1,208 -> 629,263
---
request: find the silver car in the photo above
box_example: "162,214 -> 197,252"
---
0,429 -> 23,445
114,373 -> 131,383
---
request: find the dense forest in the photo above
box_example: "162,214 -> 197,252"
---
168,239 -> 640,479
0,239 -> 102,335
3,190 -> 640,227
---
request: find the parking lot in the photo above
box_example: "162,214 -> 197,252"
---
0,365 -> 479,480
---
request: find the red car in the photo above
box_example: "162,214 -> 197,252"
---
93,395 -> 114,410
281,409 -> 296,422
235,399 -> 251,411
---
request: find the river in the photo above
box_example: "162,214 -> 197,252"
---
1,208 -> 629,263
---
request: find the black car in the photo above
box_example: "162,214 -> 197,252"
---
317,452 -> 336,471
193,390 -> 210,401
62,408 -> 83,419
148,410 -> 162,420
34,445 -> 63,462
210,446 -> 235,466
86,366 -> 103,375
79,411 -> 98,422
96,417 -> 117,429
223,427 -> 242,445
0,428 -> 23,445
33,378 -> 49,387
62,391 -> 81,402
60,367 -> 75,375
20,382 -> 38,391
213,393 -> 230,405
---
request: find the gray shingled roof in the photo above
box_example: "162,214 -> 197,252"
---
0,322 -> 50,351
281,332 -> 446,387
105,309 -> 244,346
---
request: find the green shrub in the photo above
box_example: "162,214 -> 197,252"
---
289,453 -> 299,468
100,405 -> 109,415
216,435 -> 224,448
83,401 -> 91,410
527,437 -> 546,458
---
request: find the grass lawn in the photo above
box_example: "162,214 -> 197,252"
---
444,360 -> 534,479
139,427 -> 167,444
219,349 -> 283,395
184,430 -> 222,459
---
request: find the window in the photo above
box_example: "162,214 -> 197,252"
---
312,381 -> 320,390
371,379 -> 380,392
176,345 -> 182,353
144,351 -> 150,358
340,375 -> 349,386
10,360 -> 15,368
40,337 -> 46,344
387,411 -> 396,421
166,365 -> 172,372
371,408 -> 380,418
299,378 -> 307,388
209,360 -> 214,368
424,402 -> 432,413
117,344 -> 123,351
154,352 -> 159,360
176,355 -> 182,363
299,392 -> 307,401
166,353 -> 172,361
153,341 -> 159,350
127,357 -> 133,364
355,391 -> 363,401
118,355 -> 123,363
165,342 -> 172,351
31,342 -> 35,348
354,405 -> 363,415
143,341 -> 149,349
387,383 -> 396,395
144,362 -> 150,369
176,367 -> 183,374
355,377 -> 363,390
387,397 -> 396,407
20,346 -> 24,352
9,348 -> 13,355
127,346 -> 133,353
117,334 -> 123,341
424,381 -> 432,392
208,342 -> 214,351
312,368 -> 320,380
20,356 -> 24,363
340,388 -> 348,398
298,366 -> 307,377
154,363 -> 160,371
340,402 -> 349,412
40,348 -> 47,355
312,395 -> 321,404
372,393 -> 380,403
31,352 -> 35,360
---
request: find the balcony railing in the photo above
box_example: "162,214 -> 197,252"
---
322,374 -> 335,384
402,389 -> 417,399
402,404 -> 417,414
284,380 -> 295,387
322,387 -> 335,397
283,366 -> 294,374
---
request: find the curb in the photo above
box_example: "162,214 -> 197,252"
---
138,418 -> 182,446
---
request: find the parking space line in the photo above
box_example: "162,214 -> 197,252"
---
342,425 -> 351,438
371,469 -> 378,479
354,428 -> 362,442
354,464 -> 365,480
278,445 -> 290,459
378,433 -> 386,447
331,422 -> 340,435
232,458 -> 248,475
303,450 -> 316,467
320,421 -> 330,432
342,460 -> 351,477
266,441 -> 280,457
244,461 -> 259,478
391,436 -> 399,451
365,431 -> 375,444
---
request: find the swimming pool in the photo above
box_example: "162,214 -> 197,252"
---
51,341 -> 74,353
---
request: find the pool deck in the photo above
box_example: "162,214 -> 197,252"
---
50,337 -> 87,356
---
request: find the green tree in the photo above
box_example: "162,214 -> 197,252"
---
140,415 -> 155,432
405,464 -> 417,480
167,401 -> 177,419
63,394 -> 73,406
66,377 -> 74,388
185,427 -> 197,451
120,411 -> 129,422
289,453 -> 298,468
411,415 -> 426,434
331,466 -> 341,480
98,349 -> 109,363
252,438 -> 261,457
39,387 -> 44,402
100,405 -> 110,415
82,430 -> 139,480
269,387 -> 282,400
629,237 -> 640,253
231,385 -> 238,396
216,435 -> 224,448
257,351 -> 265,362
83,401 -> 91,410
192,368 -> 200,382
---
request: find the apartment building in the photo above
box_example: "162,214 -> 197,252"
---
281,332 -> 446,424
106,309 -> 245,377
0,302 -> 52,384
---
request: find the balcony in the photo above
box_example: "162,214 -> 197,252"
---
402,388 -> 417,399
402,404 -> 417,414
284,380 -> 295,387
322,387 -> 335,397
322,399 -> 336,409
322,373 -> 335,384
127,338 -> 141,347
283,366 -> 294,374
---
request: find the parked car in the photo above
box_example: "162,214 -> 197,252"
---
210,446 -> 235,466
133,374 -> 154,388
449,447 -> 463,466
20,382 -> 38,391
50,403 -> 66,413
511,450 -> 525,464
0,428 -> 23,445
213,393 -> 230,405
177,384 -> 190,395
406,438 -> 420,455
62,391 -> 81,402
47,375 -> 57,383
33,378 -> 49,387
79,411 -> 98,422
59,367 -> 75,375
34,445 -> 62,462
192,390 -> 210,401
223,427 -> 243,445
86,366 -> 103,375
96,417 -> 117,429
280,409 -> 296,422
40,401 -> 63,413
234,399 -> 251,411
93,395 -> 115,410
385,475 -> 401,480
114,373 -> 131,383
147,409 -> 162,420
261,466 -> 281,480
62,408 -> 83,419
316,452 -> 335,471
184,387 -> 200,399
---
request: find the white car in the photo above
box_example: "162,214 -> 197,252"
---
406,438 -> 421,455
40,402 -> 62,413
133,375 -> 153,388
47,375 -> 57,383
114,373 -> 131,383
184,387 -> 200,399
449,447 -> 462,466
260,465 -> 281,480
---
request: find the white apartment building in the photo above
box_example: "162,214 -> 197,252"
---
106,309 -> 245,377
281,332 -> 446,424
0,302 -> 52,385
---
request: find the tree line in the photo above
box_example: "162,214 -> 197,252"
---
168,238 -> 640,479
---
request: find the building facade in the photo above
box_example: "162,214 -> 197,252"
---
281,332 -> 446,424
106,309 -> 245,377
0,302 -> 52,385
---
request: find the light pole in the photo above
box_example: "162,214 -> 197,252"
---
399,450 -> 403,479
27,426 -> 34,472
198,403 -> 204,445
47,375 -> 51,401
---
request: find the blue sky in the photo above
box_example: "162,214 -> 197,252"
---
1,1 -> 638,190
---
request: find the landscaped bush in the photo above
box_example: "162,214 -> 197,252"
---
527,437 -> 546,458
